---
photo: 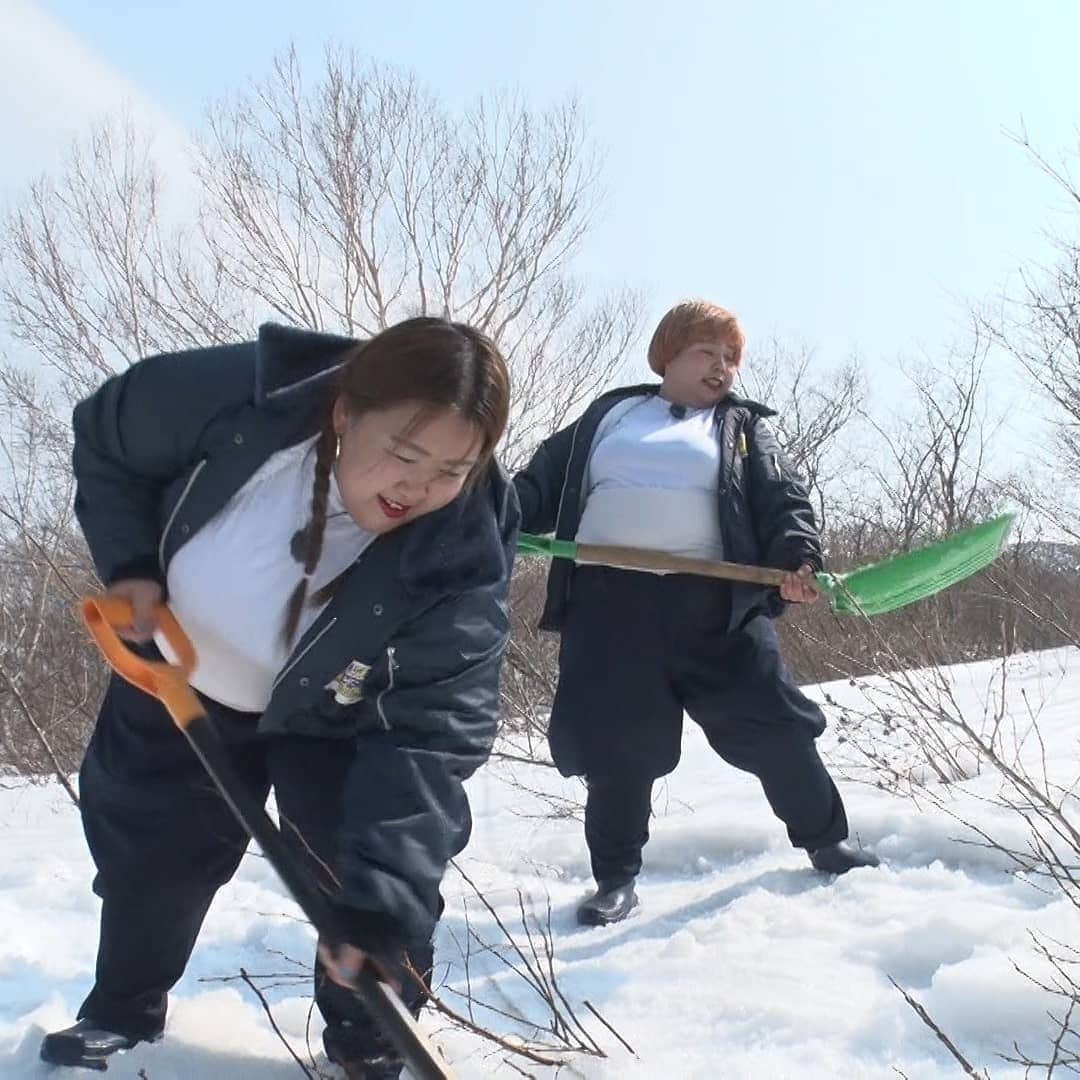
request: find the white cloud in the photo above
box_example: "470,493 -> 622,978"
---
0,0 -> 194,198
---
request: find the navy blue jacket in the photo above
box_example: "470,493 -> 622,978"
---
72,323 -> 520,948
513,384 -> 822,632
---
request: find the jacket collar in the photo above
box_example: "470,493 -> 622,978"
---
593,383 -> 779,420
253,323 -> 361,405
725,392 -> 778,418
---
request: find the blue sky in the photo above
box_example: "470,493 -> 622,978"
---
4,0 -> 1080,385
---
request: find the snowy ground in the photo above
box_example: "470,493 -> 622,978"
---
2,647 -> 1079,1078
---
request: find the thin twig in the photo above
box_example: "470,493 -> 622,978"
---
0,663 -> 78,805
418,983 -> 564,1067
890,976 -> 990,1079
583,1000 -> 635,1056
239,967 -> 316,1079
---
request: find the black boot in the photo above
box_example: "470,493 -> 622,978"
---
577,881 -> 639,926
808,840 -> 880,874
331,1055 -> 402,1080
324,1021 -> 403,1080
39,1018 -> 161,1070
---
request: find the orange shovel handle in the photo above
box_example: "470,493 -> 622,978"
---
80,595 -> 205,730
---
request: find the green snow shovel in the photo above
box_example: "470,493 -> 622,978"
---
517,513 -> 1015,617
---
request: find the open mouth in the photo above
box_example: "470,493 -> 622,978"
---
377,495 -> 410,520
703,378 -> 724,392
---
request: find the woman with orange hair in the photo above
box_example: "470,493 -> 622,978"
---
515,300 -> 878,927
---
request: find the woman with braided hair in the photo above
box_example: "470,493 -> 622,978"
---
41,318 -> 517,1077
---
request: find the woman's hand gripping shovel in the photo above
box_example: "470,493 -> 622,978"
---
80,596 -> 456,1080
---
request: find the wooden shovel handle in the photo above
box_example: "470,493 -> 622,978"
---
574,542 -> 790,585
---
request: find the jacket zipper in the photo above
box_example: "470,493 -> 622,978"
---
553,421 -> 584,538
272,617 -> 338,691
725,415 -> 745,492
375,646 -> 397,730
158,458 -> 208,572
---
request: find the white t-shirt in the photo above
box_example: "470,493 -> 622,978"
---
157,435 -> 375,711
575,395 -> 723,560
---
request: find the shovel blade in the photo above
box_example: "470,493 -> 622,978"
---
818,514 -> 1015,616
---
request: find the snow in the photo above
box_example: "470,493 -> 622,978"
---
2,647 -> 1079,1078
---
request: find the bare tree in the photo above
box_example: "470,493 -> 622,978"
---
866,121 -> 1080,1080
979,127 -> 1080,542
738,340 -> 866,531
195,46 -> 641,467
0,45 -> 644,776
853,337 -> 1001,554
1,120 -> 243,401
0,364 -> 102,793
2,48 -> 642,464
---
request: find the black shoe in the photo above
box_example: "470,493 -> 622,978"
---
40,1017 -> 160,1070
808,840 -> 881,874
577,881 -> 638,926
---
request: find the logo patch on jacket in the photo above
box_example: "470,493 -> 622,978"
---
326,660 -> 371,706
